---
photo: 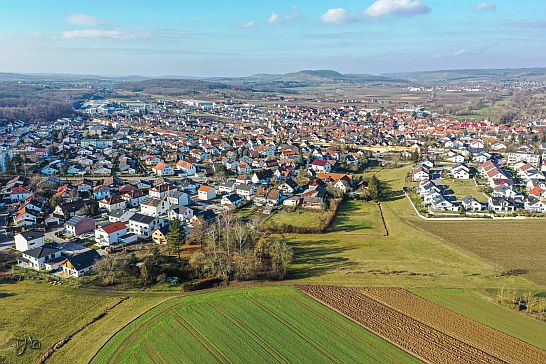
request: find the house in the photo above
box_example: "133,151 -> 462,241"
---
93,185 -> 111,200
430,195 -> 456,211
62,249 -> 101,277
128,213 -> 158,238
302,196 -> 324,210
488,197 -> 515,213
278,178 -> 299,195
7,187 -> 31,202
283,196 -> 301,207
14,208 -> 39,227
108,209 -> 135,223
266,189 -> 281,206
167,191 -> 190,206
197,185 -> 216,200
472,153 -> 491,164
121,189 -> 147,207
449,154 -> 465,164
95,221 -> 132,246
251,169 -> 273,185
149,183 -> 177,199
236,184 -> 256,200
412,165 -> 430,181
152,225 -> 170,245
461,196 -> 484,212
524,196 -> 546,213
98,196 -> 127,212
451,164 -> 470,179
140,197 -> 170,217
310,160 -> 332,173
507,151 -> 541,167
18,246 -> 63,271
219,181 -> 236,194
152,162 -> 175,176
176,160 -> 196,176
65,216 -> 96,236
169,206 -> 194,221
14,230 -> 45,252
221,193 -> 244,207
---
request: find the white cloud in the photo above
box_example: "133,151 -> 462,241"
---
267,7 -> 300,24
453,48 -> 467,56
268,13 -> 280,24
474,2 -> 496,11
365,0 -> 430,17
320,8 -> 357,25
67,13 -> 107,26
61,29 -> 150,40
239,21 -> 257,29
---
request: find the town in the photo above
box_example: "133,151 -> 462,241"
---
3,91 -> 546,282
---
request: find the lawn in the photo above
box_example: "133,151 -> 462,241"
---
412,288 -> 546,351
264,208 -> 327,230
285,165 -> 539,289
441,178 -> 485,202
91,286 -> 420,364
328,200 -> 386,235
411,219 -> 546,286
0,280 -> 124,364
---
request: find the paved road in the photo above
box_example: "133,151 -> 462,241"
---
0,213 -> 13,249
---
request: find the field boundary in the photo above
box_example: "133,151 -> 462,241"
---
85,295 -> 178,364
38,296 -> 130,364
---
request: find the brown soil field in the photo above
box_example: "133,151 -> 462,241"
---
299,285 -> 546,364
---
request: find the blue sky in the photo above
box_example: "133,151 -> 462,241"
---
0,0 -> 545,76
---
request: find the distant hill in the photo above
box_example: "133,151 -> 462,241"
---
383,68 -> 546,82
242,69 -> 404,84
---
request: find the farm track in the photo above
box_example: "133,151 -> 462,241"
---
361,288 -> 546,364
299,285 -> 546,364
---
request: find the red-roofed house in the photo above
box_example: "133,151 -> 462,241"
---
94,221 -> 129,246
152,162 -> 174,176
310,159 -> 332,173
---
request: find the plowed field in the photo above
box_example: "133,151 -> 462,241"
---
299,285 -> 546,364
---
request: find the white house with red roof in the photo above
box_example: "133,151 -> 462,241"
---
152,162 -> 174,176
197,185 -> 216,200
310,159 -> 332,173
94,221 -> 131,246
8,187 -> 31,202
176,160 -> 196,176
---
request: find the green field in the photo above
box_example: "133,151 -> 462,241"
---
412,288 -> 546,350
264,208 -> 327,230
286,165 -> 539,289
91,286 -> 419,364
328,200 -> 386,235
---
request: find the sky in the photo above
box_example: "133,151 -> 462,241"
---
0,0 -> 545,77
